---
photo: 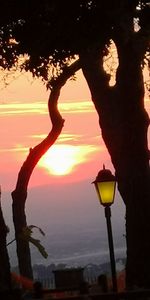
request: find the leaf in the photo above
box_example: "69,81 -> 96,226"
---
27,225 -> 45,236
27,236 -> 48,259
20,225 -> 48,259
22,226 -> 32,237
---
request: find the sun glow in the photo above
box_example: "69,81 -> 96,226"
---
39,144 -> 97,176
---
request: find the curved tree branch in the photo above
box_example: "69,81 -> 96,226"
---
12,59 -> 81,195
11,58 -> 81,279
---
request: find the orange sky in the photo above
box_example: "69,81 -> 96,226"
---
1,68 -> 150,193
0,69 -> 113,192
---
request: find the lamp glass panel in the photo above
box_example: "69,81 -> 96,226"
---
97,181 -> 115,205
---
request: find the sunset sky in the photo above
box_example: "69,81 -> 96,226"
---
1,66 -> 150,266
0,69 -> 111,191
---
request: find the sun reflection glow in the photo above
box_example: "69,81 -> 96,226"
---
39,144 -> 97,176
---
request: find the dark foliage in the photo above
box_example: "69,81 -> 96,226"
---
0,0 -> 149,82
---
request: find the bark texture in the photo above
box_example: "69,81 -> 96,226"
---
0,191 -> 11,291
80,38 -> 150,288
12,60 -> 80,279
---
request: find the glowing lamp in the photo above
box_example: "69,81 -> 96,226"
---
92,165 -> 118,292
92,165 -> 116,207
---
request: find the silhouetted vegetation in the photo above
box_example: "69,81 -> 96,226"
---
0,0 -> 150,291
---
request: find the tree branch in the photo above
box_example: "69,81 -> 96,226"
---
11,58 -> 81,278
12,58 -> 81,196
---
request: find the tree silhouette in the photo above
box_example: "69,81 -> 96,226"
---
1,0 -> 150,288
11,60 -> 80,279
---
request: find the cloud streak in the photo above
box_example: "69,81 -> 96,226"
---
31,133 -> 82,143
0,102 -> 47,115
0,100 -> 94,116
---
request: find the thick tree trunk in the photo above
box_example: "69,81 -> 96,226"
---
80,40 -> 150,289
114,39 -> 150,289
0,191 -> 11,291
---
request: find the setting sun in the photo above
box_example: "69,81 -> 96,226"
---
38,144 -> 98,176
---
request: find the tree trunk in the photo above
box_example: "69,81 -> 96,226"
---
0,191 -> 11,291
11,60 -> 80,279
12,189 -> 33,279
11,123 -> 64,279
80,39 -> 150,289
11,94 -> 64,280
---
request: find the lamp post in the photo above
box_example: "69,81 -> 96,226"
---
92,165 -> 118,293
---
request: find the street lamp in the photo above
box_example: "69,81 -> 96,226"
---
92,165 -> 118,293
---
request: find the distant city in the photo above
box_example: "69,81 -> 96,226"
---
11,229 -> 126,289
9,222 -> 126,268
